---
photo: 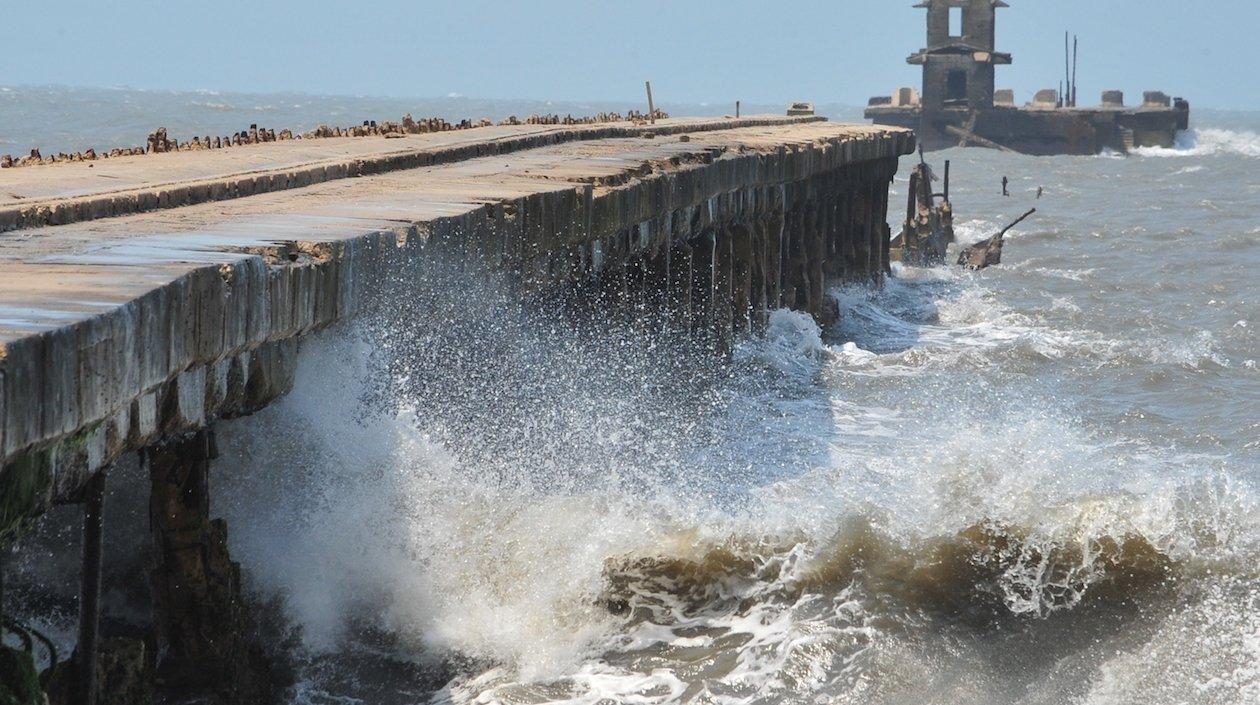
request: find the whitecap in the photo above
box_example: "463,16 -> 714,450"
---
1133,127 -> 1260,158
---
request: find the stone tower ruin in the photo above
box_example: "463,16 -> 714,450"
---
909,0 -> 1012,114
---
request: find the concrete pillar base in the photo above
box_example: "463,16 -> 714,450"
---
145,428 -> 276,704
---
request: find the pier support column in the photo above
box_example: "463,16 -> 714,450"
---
851,185 -> 870,281
766,212 -> 783,310
784,209 -> 806,311
805,203 -> 825,317
642,237 -> 671,327
841,186 -> 857,279
866,175 -> 881,277
879,161 -> 896,274
712,225 -> 734,353
76,470 -> 106,705
145,428 -> 269,703
689,230 -> 715,342
730,223 -> 753,335
665,238 -> 693,332
750,219 -> 768,333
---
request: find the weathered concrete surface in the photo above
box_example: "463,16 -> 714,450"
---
0,120 -> 913,535
0,116 -> 820,232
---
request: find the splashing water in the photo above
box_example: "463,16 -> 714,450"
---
205,105 -> 1260,705
1132,127 -> 1260,159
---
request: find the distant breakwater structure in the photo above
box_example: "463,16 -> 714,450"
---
0,114 -> 913,703
865,0 -> 1189,155
0,108 -> 669,169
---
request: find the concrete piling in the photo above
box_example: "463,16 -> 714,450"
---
712,225 -> 734,353
666,238 -> 693,331
75,470 -> 106,705
144,428 -> 268,703
689,230 -> 716,341
730,223 -> 753,336
749,219 -> 768,334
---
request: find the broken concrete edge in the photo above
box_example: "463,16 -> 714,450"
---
0,126 -> 915,541
0,115 -> 827,234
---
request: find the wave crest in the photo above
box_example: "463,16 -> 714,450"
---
1133,127 -> 1260,158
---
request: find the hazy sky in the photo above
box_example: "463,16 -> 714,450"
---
5,0 -> 1254,110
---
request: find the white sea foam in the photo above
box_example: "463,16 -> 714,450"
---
216,277 -> 1258,705
1148,330 -> 1231,369
1133,128 -> 1260,158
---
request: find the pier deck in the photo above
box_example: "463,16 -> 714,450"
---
0,116 -> 913,533
1,115 -> 823,232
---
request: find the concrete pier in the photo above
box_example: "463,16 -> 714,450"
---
0,115 -> 912,701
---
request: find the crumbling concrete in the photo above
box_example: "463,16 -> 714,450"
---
1029,89 -> 1061,108
1102,90 -> 1125,107
891,161 -> 954,265
892,87 -> 921,107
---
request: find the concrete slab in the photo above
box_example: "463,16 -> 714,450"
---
0,116 -> 822,231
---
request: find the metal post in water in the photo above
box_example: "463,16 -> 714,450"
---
944,160 -> 951,202
1064,31 -> 1070,106
1072,35 -> 1079,107
78,469 -> 107,705
736,100 -> 741,118
645,81 -> 656,125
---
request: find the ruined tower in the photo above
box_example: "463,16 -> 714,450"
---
909,0 -> 1012,114
867,0 -> 1188,154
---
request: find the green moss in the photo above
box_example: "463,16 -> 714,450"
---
0,646 -> 42,705
1,423 -> 104,547
0,449 -> 53,547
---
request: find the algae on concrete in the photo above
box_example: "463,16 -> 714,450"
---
0,646 -> 43,705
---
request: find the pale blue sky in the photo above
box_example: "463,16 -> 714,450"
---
4,0 -> 1254,110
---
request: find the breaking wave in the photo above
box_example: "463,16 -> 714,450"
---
208,253 -> 1258,704
1133,127 -> 1260,158
192,111 -> 1260,703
